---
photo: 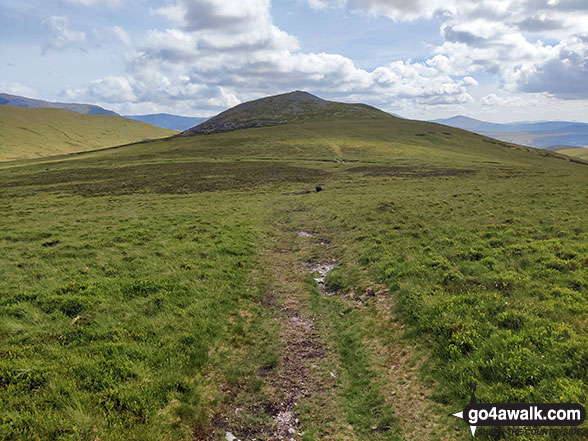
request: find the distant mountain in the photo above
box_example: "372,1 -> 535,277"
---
432,115 -> 588,149
0,105 -> 176,161
125,113 -> 208,131
431,115 -> 504,132
0,93 -> 118,116
181,90 -> 390,135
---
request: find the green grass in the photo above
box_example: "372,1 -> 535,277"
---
0,106 -> 176,161
0,113 -> 587,440
0,192 -> 276,440
556,147 -> 588,160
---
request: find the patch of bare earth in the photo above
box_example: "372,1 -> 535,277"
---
202,230 -> 338,441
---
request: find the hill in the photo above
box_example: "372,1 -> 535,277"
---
0,91 -> 586,441
125,113 -> 208,131
433,115 -> 588,149
549,146 -> 588,160
0,105 -> 177,161
181,90 -> 388,135
0,93 -> 118,116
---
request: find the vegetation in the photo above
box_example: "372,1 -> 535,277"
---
0,103 -> 587,440
0,106 -> 176,161
556,147 -> 588,160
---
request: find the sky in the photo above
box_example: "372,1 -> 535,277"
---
1,0 -> 587,122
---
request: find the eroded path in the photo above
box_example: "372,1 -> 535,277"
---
203,193 -> 460,441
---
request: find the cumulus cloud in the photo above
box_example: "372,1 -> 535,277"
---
68,0 -> 475,115
514,35 -> 588,99
64,76 -> 136,103
306,0 -> 460,20
308,0 -> 588,100
42,16 -> 86,54
60,0 -> 122,6
0,81 -> 38,98
481,93 -> 529,107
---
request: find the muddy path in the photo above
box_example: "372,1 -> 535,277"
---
202,201 -> 459,441
202,223 -> 341,441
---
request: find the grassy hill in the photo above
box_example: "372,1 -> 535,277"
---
554,147 -> 588,160
181,90 -> 386,135
0,105 -> 177,161
0,92 -> 586,441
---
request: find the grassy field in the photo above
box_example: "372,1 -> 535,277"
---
556,147 -> 588,160
0,106 -> 177,162
0,112 -> 587,440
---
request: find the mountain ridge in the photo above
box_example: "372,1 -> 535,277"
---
124,113 -> 208,131
432,115 -> 588,149
0,93 -> 118,116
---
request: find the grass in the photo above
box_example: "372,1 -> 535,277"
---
556,147 -> 588,160
0,191 -> 276,440
0,112 -> 587,440
0,106 -> 176,161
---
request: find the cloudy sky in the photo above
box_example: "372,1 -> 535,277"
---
1,0 -> 587,122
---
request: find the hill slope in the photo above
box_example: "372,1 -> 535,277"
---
0,91 -> 586,441
551,146 -> 588,159
125,113 -> 208,131
181,90 -> 389,135
0,93 -> 118,116
0,105 -> 177,161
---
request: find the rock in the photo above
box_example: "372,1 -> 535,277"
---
225,432 -> 238,441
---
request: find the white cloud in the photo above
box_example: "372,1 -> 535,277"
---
111,26 -> 132,46
80,76 -> 137,103
68,0 -> 475,115
60,0 -> 122,6
305,0 -> 460,20
307,0 -> 588,100
481,93 -> 529,107
0,81 -> 38,98
42,16 -> 87,54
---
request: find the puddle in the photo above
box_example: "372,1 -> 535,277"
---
308,261 -> 337,295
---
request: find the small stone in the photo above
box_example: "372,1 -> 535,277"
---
225,432 -> 237,441
288,428 -> 297,435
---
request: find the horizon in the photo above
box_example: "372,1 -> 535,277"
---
1,1 -> 588,123
3,89 -> 588,126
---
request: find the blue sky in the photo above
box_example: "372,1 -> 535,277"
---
1,0 -> 587,122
